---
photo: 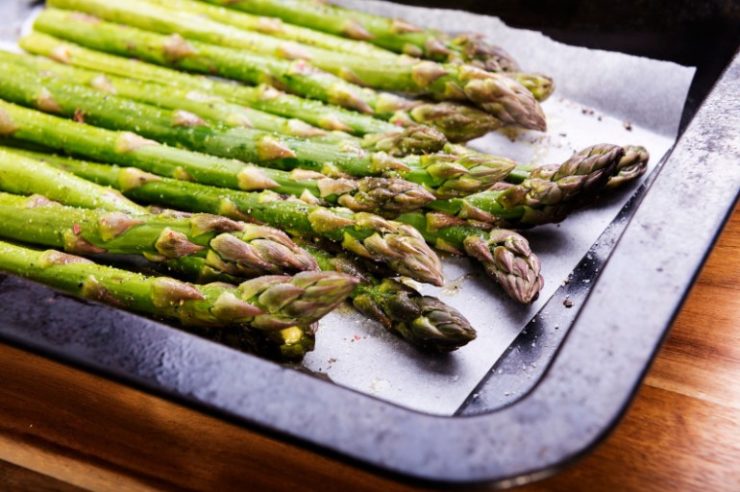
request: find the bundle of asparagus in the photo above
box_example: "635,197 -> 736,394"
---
0,51 -> 444,155
0,98 -> 439,216
0,146 -> 476,352
0,59 -> 517,202
33,6 -> 547,131
56,0 -> 555,103
20,32 -> 504,142
0,55 -> 640,212
0,0 -> 650,362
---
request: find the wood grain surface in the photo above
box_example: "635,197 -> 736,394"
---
0,208 -> 738,492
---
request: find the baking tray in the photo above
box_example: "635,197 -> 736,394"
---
0,0 -> 738,487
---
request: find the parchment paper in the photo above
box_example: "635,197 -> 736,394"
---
9,2 -> 695,416
300,1 -> 695,415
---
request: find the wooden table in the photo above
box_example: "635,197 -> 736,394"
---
0,208 -> 738,491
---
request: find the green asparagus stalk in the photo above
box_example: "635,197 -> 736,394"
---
199,0 -> 521,72
0,191 -> 320,279
16,43 -> 496,146
6,50 -> 332,137
0,238 -> 355,332
35,7 -> 546,129
304,244 -> 476,352
426,144 -> 628,227
4,147 -> 535,301
17,50 -> 497,157
0,99 -> 434,215
21,32 -> 500,142
0,64 -> 507,199
14,146 -> 543,302
1,148 -> 444,285
0,147 -> 145,214
0,51 -> 448,155
397,212 -> 543,303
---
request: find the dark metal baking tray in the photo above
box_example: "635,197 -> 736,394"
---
0,0 -> 738,487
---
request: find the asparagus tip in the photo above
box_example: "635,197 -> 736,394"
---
362,125 -> 447,156
237,271 -> 358,329
462,72 -> 547,131
410,296 -> 477,351
337,177 -> 435,215
451,34 -> 521,72
407,102 -> 504,143
529,144 -> 626,204
607,145 -> 649,189
464,229 -> 543,304
353,279 -> 476,352
350,214 -> 444,286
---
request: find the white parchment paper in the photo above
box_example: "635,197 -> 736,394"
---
301,1 -> 695,415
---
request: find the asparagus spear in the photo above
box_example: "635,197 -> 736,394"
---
0,238 -> 355,332
198,0 -> 520,71
0,147 -> 144,214
486,145 -> 650,192
2,148 -> 444,285
397,212 -> 543,304
0,100 -> 433,215
35,8 -> 545,130
0,65 -> 507,199
21,32 -> 500,142
0,51 -> 448,155
0,191 -> 320,279
426,144 -> 628,227
305,244 -> 476,352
